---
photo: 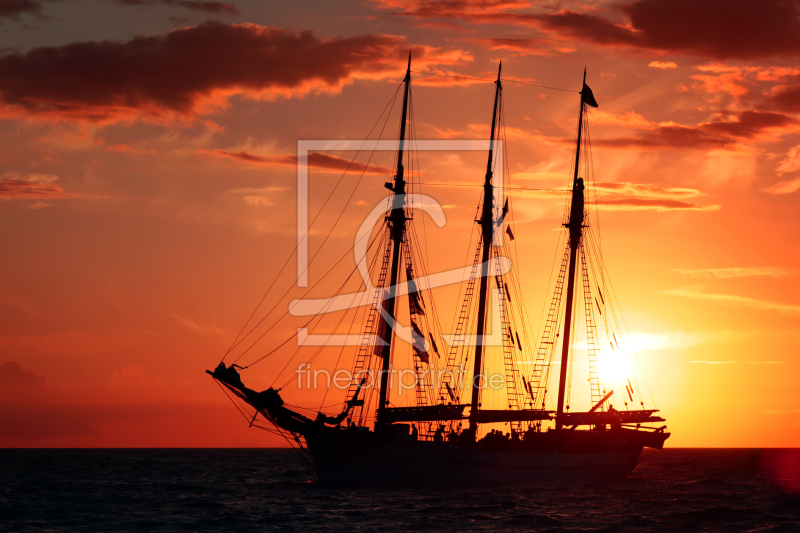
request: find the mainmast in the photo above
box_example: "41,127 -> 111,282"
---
555,68 -> 588,430
468,62 -> 502,436
376,53 -> 412,428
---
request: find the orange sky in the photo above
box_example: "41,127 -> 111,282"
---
1,0 -> 799,448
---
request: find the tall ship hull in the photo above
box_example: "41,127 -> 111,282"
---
207,57 -> 670,484
305,426 -> 667,483
308,441 -> 643,484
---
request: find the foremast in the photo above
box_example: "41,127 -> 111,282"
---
375,53 -> 412,428
468,63 -> 502,436
555,69 -> 588,431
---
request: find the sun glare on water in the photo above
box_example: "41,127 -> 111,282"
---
597,351 -> 632,383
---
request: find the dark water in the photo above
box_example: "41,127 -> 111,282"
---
2,448 -> 799,532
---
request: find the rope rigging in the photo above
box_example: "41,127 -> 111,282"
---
210,62 -> 664,446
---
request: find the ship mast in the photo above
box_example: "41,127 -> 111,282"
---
376,53 -> 412,428
555,68 -> 587,431
468,62 -> 502,436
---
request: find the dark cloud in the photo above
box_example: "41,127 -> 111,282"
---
380,0 -> 800,60
766,82 -> 800,113
118,0 -> 240,14
199,149 -> 395,175
0,21 -> 466,123
164,0 -> 240,15
0,179 -> 71,198
0,361 -> 47,387
592,111 -> 796,149
0,0 -> 42,20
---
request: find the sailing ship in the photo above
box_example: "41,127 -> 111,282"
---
208,56 -> 670,484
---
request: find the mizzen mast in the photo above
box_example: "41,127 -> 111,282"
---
468,62 -> 502,436
376,53 -> 412,428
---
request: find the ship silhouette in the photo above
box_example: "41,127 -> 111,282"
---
208,55 -> 669,484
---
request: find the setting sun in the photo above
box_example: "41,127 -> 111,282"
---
598,351 -> 633,384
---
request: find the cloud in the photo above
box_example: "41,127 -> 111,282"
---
0,21 -> 471,123
594,198 -> 720,211
690,68 -> 749,98
594,182 -> 702,198
686,360 -> 783,364
378,0 -> 800,60
467,37 -> 559,56
170,314 -> 225,336
0,0 -> 43,19
491,177 -> 720,211
776,144 -> 800,174
673,267 -> 799,279
106,143 -> 156,154
0,173 -> 75,199
0,361 -> 46,387
763,178 -> 800,194
763,142 -> 800,193
589,110 -> 654,129
766,82 -> 800,113
613,330 -> 708,351
592,111 -> 796,150
163,0 -> 240,15
590,181 -> 719,211
118,0 -> 241,14
648,61 -> 677,69
662,286 -> 800,315
199,148 -> 395,175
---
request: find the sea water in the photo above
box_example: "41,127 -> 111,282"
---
2,448 -> 799,531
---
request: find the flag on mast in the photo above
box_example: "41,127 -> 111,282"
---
582,84 -> 598,107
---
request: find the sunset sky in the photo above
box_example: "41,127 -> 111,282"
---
1,0 -> 799,448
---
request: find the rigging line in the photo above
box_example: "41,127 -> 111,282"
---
233,225 -> 382,367
243,226 -> 384,371
221,82 -> 404,363
419,182 -> 568,192
215,381 -> 311,458
229,99 -> 401,363
587,227 -> 656,408
498,92 -> 537,364
325,248 -> 376,411
270,228 -> 387,386
315,270 -> 372,412
410,70 -> 580,93
215,380 -> 256,424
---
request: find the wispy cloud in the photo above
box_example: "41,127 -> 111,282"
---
199,149 -> 394,175
776,144 -> 800,174
686,360 -> 783,364
673,267 -> 799,279
170,314 -> 225,336
663,287 -> 800,315
763,177 -> 800,195
0,173 -> 77,200
649,61 -> 677,69
594,198 -> 720,212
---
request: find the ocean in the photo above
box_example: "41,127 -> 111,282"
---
2,448 -> 799,532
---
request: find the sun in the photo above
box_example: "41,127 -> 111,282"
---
597,351 -> 632,383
